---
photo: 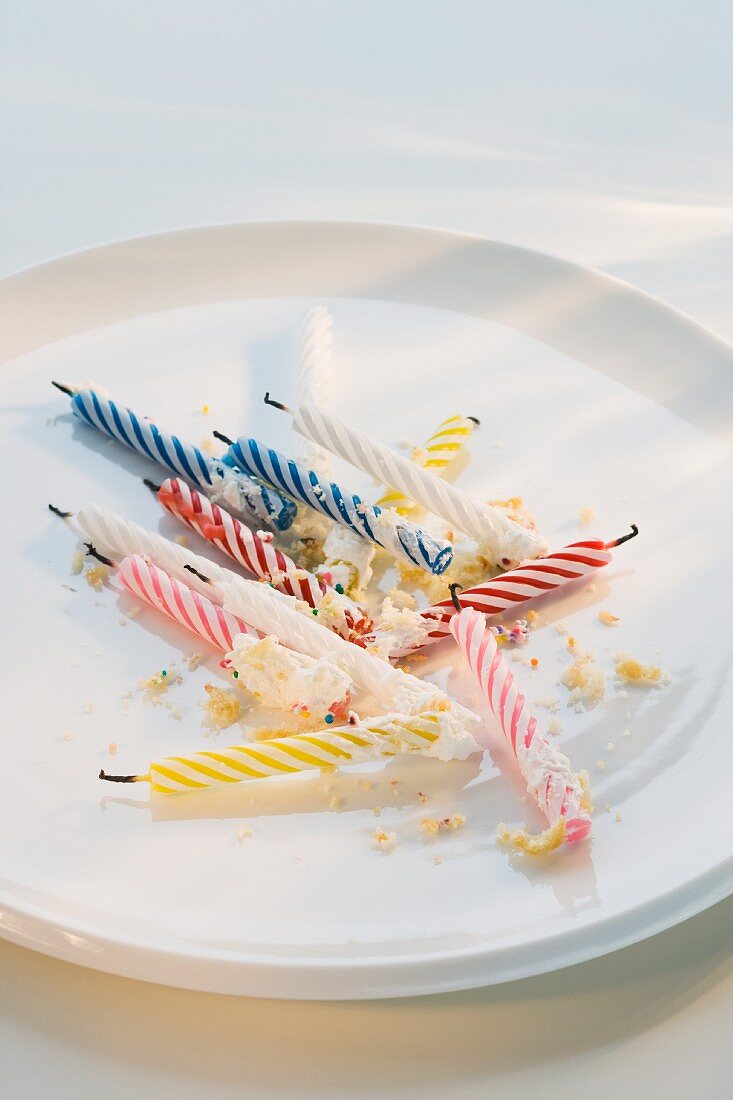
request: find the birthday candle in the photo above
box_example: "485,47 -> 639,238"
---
53,382 -> 296,531
99,710 -> 477,793
223,437 -> 454,575
375,414 -> 479,514
219,573 -> 480,734
153,477 -> 371,640
296,306 -> 334,475
76,501 -> 229,600
288,400 -> 548,564
379,528 -> 639,656
450,603 -> 592,853
118,554 -> 260,651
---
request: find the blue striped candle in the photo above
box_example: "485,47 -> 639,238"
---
223,437 -> 453,575
65,386 -> 296,531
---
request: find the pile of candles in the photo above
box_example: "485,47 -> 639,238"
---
51,306 -> 640,856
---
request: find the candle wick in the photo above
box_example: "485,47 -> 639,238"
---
184,563 -> 211,584
84,542 -> 116,567
212,430 -> 234,446
466,416 -> 481,426
99,769 -> 139,784
143,478 -> 162,494
606,523 -> 639,549
48,503 -> 73,519
51,380 -> 76,396
448,582 -> 464,612
263,392 -> 292,414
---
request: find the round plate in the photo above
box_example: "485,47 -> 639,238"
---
1,221 -> 731,999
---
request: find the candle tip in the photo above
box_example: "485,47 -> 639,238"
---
263,392 -> 292,413
99,769 -> 138,784
48,503 -> 72,519
448,582 -> 464,612
212,430 -> 234,446
84,542 -> 116,567
184,563 -> 211,584
51,379 -> 76,396
143,478 -> 162,494
607,523 -> 639,549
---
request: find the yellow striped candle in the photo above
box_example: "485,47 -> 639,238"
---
375,414 -> 478,514
99,711 -> 475,794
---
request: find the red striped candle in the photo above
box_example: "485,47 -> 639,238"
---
153,478 -> 372,641
388,527 -> 637,655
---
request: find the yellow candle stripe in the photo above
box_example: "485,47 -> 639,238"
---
375,414 -> 477,514
123,711 -> 465,794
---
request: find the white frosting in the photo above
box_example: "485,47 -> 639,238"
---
369,596 -> 432,658
318,525 -> 375,594
227,633 -> 352,714
519,733 -> 587,822
418,712 -> 477,762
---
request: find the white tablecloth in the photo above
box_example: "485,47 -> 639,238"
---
2,3 -> 731,1096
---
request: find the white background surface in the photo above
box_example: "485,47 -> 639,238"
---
1,2 -> 732,1097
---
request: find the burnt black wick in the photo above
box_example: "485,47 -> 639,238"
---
212,430 -> 234,446
51,380 -> 75,396
610,524 -> 639,548
263,392 -> 291,413
143,478 -> 162,494
84,543 -> 115,567
184,563 -> 211,584
466,416 -> 481,426
99,769 -> 137,784
448,583 -> 463,613
48,503 -> 72,519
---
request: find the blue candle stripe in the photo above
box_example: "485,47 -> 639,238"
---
67,388 -> 296,531
226,437 -> 453,575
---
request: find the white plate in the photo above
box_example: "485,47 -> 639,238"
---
1,222 -> 732,1000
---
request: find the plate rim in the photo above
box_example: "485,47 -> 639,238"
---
1,219 -> 732,999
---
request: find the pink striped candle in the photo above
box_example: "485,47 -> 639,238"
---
450,603 -> 592,850
154,478 -> 372,641
388,527 -> 637,655
118,554 -> 261,652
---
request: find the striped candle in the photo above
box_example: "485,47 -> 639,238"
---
375,414 -> 478,514
118,554 -> 260,651
99,710 -> 477,793
290,400 -> 548,564
56,383 -> 296,531
296,305 -> 334,474
154,478 -> 371,639
223,437 -> 453,575
379,528 -> 638,656
450,605 -> 592,852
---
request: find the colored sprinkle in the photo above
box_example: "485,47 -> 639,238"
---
324,712 -> 335,724
202,404 -> 210,414
530,658 -> 539,668
312,608 -> 319,615
232,670 -> 239,678
334,583 -> 344,594
161,670 -> 167,677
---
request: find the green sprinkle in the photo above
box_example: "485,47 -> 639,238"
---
161,670 -> 167,677
334,583 -> 344,594
232,670 -> 239,678
312,608 -> 319,615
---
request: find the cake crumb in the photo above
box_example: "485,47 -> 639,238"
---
200,436 -> 216,455
62,730 -> 74,742
434,855 -> 443,865
417,791 -> 428,803
526,609 -> 540,627
85,563 -> 110,590
203,683 -> 241,731
606,742 -> 615,752
373,829 -> 396,854
420,814 -> 465,836
604,803 -> 612,813
615,813 -> 622,822
598,610 -> 619,626
373,807 -> 381,817
535,696 -> 561,713
139,667 -> 183,703
237,825 -> 252,842
560,653 -> 605,710
622,728 -> 631,738
578,506 -> 596,529
328,794 -> 342,811
108,742 -> 118,755
614,655 -> 665,687
70,548 -> 85,575
82,702 -> 94,714
596,759 -> 606,771
126,606 -> 140,620
554,621 -> 570,636
174,533 -> 190,547
169,705 -> 183,722
187,653 -> 204,672
548,717 -> 562,736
